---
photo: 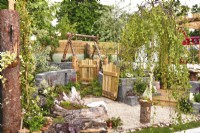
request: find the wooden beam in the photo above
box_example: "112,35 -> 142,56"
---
8,0 -> 16,10
67,32 -> 97,40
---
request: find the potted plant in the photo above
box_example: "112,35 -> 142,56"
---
106,117 -> 123,129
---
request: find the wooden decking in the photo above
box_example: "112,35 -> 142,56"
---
153,89 -> 177,107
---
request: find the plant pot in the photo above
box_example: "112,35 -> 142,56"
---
107,121 -> 113,129
139,100 -> 152,123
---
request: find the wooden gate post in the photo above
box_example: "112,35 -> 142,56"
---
103,57 -> 108,65
72,56 -> 78,71
0,9 -> 21,132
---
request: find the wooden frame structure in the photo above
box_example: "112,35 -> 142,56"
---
61,32 -> 103,67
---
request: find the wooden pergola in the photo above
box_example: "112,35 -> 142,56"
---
177,14 -> 200,30
177,13 -> 200,62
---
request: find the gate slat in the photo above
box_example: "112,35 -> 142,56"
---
102,63 -> 119,100
78,59 -> 98,82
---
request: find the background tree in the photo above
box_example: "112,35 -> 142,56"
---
121,0 -> 190,103
0,0 -> 7,9
56,0 -> 106,35
92,5 -> 129,42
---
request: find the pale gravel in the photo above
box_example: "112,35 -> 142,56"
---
83,97 -> 196,130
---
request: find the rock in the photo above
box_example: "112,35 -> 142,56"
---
50,105 -> 108,132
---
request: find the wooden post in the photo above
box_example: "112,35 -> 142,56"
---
103,57 -> 108,65
0,9 -> 21,132
8,0 -> 16,10
72,56 -> 78,71
96,57 -> 100,74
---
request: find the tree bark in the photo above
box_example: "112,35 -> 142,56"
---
0,9 -> 21,133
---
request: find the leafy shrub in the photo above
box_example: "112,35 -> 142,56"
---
66,56 -> 72,62
177,98 -> 193,114
34,46 -> 60,74
55,82 -> 81,94
133,80 -> 147,96
194,93 -> 200,102
24,100 -> 45,132
80,80 -> 102,97
106,117 -> 123,129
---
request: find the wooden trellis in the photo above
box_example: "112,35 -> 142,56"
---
102,63 -> 120,100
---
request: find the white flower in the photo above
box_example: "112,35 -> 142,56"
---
43,89 -> 48,94
125,73 -> 133,78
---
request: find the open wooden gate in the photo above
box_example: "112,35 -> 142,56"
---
78,59 -> 99,82
102,63 -> 120,100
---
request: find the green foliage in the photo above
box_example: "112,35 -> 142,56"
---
188,46 -> 199,63
60,101 -> 87,110
0,0 -> 7,9
56,13 -> 76,39
177,98 -> 193,114
189,30 -> 200,36
0,51 -> 17,84
92,5 -> 129,42
121,0 -> 190,101
191,4 -> 200,13
53,116 -> 65,124
80,80 -> 102,97
130,120 -> 200,133
56,0 -> 107,35
133,80 -> 147,96
55,82 -> 81,94
23,99 -> 45,132
194,93 -> 200,102
34,46 -> 60,74
66,56 -> 72,62
106,117 -> 123,129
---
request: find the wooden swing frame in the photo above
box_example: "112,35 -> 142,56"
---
61,32 -> 103,65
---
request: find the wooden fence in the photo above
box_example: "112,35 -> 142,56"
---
57,40 -> 118,55
78,59 -> 99,82
102,63 -> 120,100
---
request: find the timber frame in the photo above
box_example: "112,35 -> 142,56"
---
61,32 -> 103,67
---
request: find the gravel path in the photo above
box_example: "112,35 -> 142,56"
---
83,97 -> 195,130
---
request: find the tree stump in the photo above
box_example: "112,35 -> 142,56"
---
0,9 -> 21,132
139,101 -> 152,123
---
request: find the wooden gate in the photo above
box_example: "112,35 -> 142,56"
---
102,63 -> 120,100
78,59 -> 99,82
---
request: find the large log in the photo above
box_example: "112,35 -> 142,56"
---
0,9 -> 21,132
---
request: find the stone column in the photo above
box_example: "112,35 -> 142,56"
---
0,9 -> 21,132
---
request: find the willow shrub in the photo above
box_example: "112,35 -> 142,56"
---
120,1 -> 190,113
